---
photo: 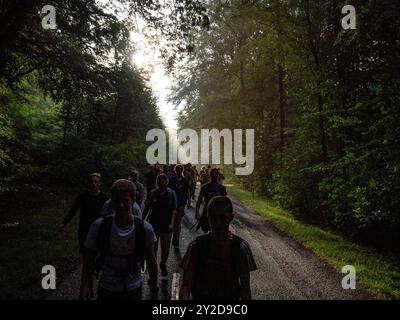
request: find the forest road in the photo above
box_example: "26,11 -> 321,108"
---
49,183 -> 373,300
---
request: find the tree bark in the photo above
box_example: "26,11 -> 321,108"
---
62,106 -> 71,147
305,0 -> 328,166
278,64 -> 286,156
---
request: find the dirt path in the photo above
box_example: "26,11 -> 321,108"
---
49,184 -> 372,300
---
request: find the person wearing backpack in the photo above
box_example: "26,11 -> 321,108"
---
59,173 -> 109,256
145,164 -> 160,196
143,173 -> 177,279
80,179 -> 158,300
180,196 -> 257,300
195,168 -> 227,233
184,164 -> 196,208
129,168 -> 145,208
169,164 -> 191,249
199,167 -> 211,186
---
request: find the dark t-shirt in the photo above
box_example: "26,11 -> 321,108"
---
199,173 -> 210,185
199,182 -> 227,213
133,181 -> 144,205
145,188 -> 177,233
63,191 -> 109,234
184,169 -> 196,186
180,233 -> 257,300
145,170 -> 158,195
169,176 -> 190,208
167,172 -> 176,183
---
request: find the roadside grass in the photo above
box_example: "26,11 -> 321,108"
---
0,188 -> 80,299
226,183 -> 400,300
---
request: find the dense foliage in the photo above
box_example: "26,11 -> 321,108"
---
0,0 -> 206,195
172,0 -> 400,248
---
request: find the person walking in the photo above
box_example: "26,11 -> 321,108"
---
80,179 -> 158,300
143,173 -> 177,278
59,173 -> 109,256
180,196 -> 257,300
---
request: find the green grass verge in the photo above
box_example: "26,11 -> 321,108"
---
226,183 -> 400,300
0,188 -> 80,299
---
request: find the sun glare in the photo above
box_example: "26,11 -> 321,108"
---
130,30 -> 178,131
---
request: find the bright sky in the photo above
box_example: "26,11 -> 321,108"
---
95,0 -> 180,134
97,0 -> 179,131
131,31 -> 178,131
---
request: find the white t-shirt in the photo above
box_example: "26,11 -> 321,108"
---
85,215 -> 156,292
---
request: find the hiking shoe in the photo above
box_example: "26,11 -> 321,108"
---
160,262 -> 168,278
172,236 -> 179,249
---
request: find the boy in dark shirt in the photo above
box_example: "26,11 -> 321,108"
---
59,173 -> 109,255
145,164 -> 160,196
169,164 -> 190,248
129,168 -> 144,208
180,196 -> 257,300
143,173 -> 177,278
195,168 -> 227,233
183,164 -> 196,207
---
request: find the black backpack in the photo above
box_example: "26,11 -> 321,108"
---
94,215 -> 145,278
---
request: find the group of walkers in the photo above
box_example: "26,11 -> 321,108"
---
59,164 -> 257,300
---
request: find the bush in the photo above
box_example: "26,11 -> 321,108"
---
320,154 -> 400,249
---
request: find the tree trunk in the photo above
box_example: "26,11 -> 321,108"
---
278,64 -> 286,157
239,60 -> 246,119
305,0 -> 328,166
333,0 -> 349,178
111,96 -> 121,141
62,106 -> 71,147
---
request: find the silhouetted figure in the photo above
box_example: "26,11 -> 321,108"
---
143,173 -> 177,279
195,168 -> 227,233
59,173 -> 108,255
180,196 -> 257,300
